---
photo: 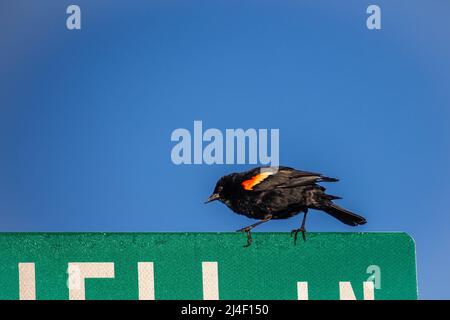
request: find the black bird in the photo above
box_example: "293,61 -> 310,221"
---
205,166 -> 366,246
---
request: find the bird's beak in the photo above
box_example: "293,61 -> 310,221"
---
205,193 -> 220,204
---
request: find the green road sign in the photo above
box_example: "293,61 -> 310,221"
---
0,232 -> 417,300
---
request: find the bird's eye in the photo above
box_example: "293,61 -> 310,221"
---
217,186 -> 223,193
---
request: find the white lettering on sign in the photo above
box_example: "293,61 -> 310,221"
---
67,262 -> 115,300
17,261 -> 376,300
339,281 -> 374,300
18,263 -> 36,300
297,281 -> 375,300
202,262 -> 219,300
138,262 -> 155,300
297,282 -> 308,300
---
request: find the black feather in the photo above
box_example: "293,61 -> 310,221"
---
323,203 -> 366,226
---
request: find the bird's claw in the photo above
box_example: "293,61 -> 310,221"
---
243,238 -> 252,247
236,227 -> 253,247
290,227 -> 306,245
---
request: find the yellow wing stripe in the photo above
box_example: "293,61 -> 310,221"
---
241,172 -> 273,191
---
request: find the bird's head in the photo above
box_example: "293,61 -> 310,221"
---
205,174 -> 236,204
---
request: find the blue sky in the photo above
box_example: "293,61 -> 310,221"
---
1,1 -> 450,299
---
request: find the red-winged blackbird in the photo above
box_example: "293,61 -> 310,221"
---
205,166 -> 366,246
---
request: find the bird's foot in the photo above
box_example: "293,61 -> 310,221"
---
290,226 -> 306,245
236,227 -> 253,247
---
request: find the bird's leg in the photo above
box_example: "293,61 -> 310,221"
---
237,214 -> 273,247
291,212 -> 308,245
300,212 -> 307,241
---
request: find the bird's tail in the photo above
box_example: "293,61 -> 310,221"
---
323,203 -> 366,226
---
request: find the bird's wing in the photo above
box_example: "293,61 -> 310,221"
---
240,167 -> 338,192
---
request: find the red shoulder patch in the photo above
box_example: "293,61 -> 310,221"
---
241,172 -> 273,191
